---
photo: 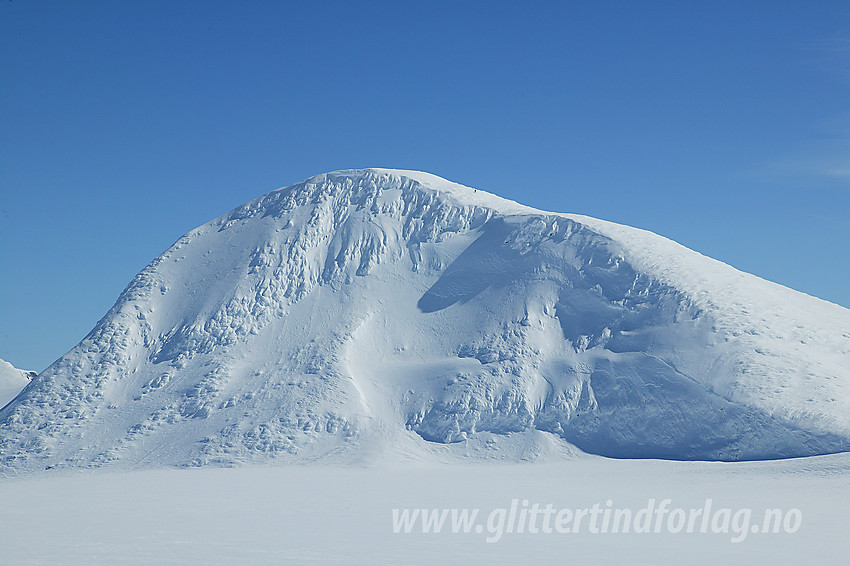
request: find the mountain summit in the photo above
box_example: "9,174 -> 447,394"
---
2,169 -> 848,472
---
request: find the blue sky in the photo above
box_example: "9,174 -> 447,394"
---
1,1 -> 848,371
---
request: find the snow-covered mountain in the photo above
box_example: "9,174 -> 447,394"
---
1,169 -> 848,472
0,358 -> 34,410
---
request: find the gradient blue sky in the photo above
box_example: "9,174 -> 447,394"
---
1,1 -> 849,371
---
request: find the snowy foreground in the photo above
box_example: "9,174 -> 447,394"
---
1,452 -> 848,565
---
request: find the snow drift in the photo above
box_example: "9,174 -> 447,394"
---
1,169 -> 848,472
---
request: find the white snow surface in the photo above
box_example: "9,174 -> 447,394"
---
1,453 -> 848,565
1,168 -> 848,473
0,358 -> 32,409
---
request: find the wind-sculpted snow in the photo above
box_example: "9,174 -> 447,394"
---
1,169 -> 848,473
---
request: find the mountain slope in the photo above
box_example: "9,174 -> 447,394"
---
0,358 -> 34,409
1,169 -> 848,472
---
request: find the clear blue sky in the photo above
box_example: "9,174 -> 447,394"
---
1,1 -> 848,371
